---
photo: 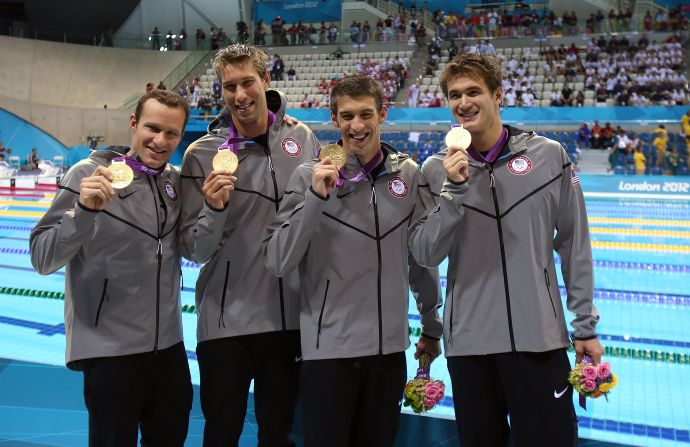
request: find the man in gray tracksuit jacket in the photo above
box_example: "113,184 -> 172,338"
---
264,74 -> 442,447
30,90 -> 192,446
178,44 -> 320,446
408,53 -> 603,447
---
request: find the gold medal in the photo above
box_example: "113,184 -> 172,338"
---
212,149 -> 239,173
445,126 -> 472,150
319,144 -> 347,169
108,160 -> 134,189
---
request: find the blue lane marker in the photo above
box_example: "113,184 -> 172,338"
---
1,313 -> 690,442
0,314 -> 197,360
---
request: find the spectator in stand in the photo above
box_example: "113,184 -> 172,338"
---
150,27 -> 161,50
504,88 -> 516,107
195,28 -> 206,49
575,91 -> 585,107
634,147 -> 646,175
681,110 -> 690,137
576,123 -> 590,148
601,123 -> 615,149
286,66 -> 297,81
191,78 -> 201,107
299,93 -> 315,108
521,88 -> 536,107
254,20 -> 266,45
271,54 -> 285,81
653,124 -> 669,163
328,23 -> 338,43
28,147 -> 40,170
664,147 -> 679,174
408,83 -> 420,107
590,120 -> 602,148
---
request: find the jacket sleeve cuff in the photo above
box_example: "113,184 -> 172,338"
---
204,200 -> 228,213
420,332 -> 441,341
309,186 -> 329,201
76,201 -> 100,213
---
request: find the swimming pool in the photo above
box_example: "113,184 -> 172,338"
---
0,179 -> 688,446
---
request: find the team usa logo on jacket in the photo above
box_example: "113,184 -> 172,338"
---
281,138 -> 302,157
507,155 -> 533,175
164,180 -> 177,201
388,177 -> 408,198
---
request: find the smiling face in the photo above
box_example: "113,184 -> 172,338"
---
446,73 -> 503,143
129,98 -> 186,168
220,60 -> 271,137
332,94 -> 387,163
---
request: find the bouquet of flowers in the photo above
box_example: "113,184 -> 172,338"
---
568,356 -> 618,409
403,352 -> 445,413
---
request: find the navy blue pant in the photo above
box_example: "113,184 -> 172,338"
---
448,349 -> 577,447
196,330 -> 301,447
82,342 -> 193,447
300,352 -> 407,447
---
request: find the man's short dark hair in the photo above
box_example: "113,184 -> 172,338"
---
330,74 -> 384,116
440,53 -> 502,98
134,89 -> 190,128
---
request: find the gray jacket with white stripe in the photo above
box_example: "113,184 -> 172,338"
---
410,126 -> 598,357
264,144 -> 443,361
30,147 -> 184,368
179,90 -> 320,342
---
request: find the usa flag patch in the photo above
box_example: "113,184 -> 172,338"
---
571,165 -> 580,185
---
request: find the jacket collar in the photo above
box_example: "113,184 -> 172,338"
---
333,141 -> 408,197
207,89 -> 287,140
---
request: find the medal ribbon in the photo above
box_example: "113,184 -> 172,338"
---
415,352 -> 431,380
579,355 -> 594,410
113,157 -> 165,176
336,149 -> 384,187
468,126 -> 508,164
218,110 -> 277,152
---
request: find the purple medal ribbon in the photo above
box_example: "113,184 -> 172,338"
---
218,110 -> 277,152
415,364 -> 431,380
113,157 -> 164,176
579,355 -> 594,410
467,126 -> 508,164
335,149 -> 384,187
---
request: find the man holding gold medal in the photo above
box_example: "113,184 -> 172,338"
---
408,53 -> 604,446
264,74 -> 442,447
30,89 -> 193,446
178,44 -> 319,446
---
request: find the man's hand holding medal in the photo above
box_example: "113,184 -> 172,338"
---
443,125 -> 471,183
312,144 -> 346,198
204,148 -> 238,210
79,165 -> 118,210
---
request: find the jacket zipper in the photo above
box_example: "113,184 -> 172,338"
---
94,278 -> 109,327
544,268 -> 558,318
147,176 -> 166,352
487,164 -> 516,352
219,261 -> 231,328
265,148 -> 287,331
316,279 -> 330,348
371,183 -> 383,356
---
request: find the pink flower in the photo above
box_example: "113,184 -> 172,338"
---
424,397 -> 436,409
597,362 -> 611,379
582,379 -> 597,392
424,382 -> 442,401
582,365 -> 598,380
